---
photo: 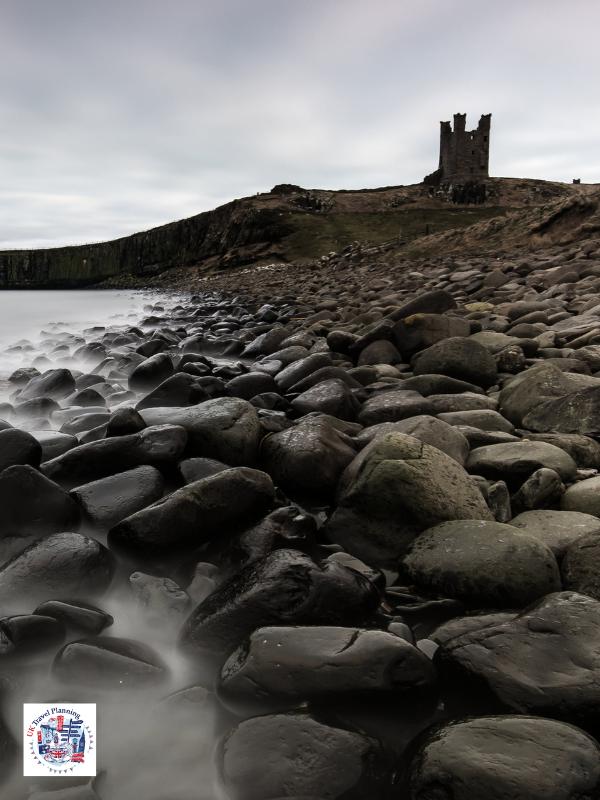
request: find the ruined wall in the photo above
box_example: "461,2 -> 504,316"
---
425,113 -> 491,188
0,200 -> 293,288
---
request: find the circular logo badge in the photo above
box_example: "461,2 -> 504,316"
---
24,704 -> 96,776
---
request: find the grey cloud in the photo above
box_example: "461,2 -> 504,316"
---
1,0 -> 599,248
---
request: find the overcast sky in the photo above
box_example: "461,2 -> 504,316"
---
1,0 -> 599,249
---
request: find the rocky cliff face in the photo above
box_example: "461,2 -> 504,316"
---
0,199 -> 292,288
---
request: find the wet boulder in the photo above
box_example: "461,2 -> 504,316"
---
105,406 -> 146,436
128,353 -> 174,391
34,600 -> 113,635
32,430 -> 77,461
219,626 -> 436,714
402,520 -> 561,608
220,711 -> 386,800
0,465 -> 80,537
412,337 -> 498,388
226,372 -> 278,400
510,509 -> 600,558
400,715 -> 600,800
18,368 -> 75,400
135,372 -> 208,410
0,614 -> 65,657
53,636 -> 168,689
324,432 -> 492,568
357,415 -> 469,465
436,591 -> 600,733
109,467 -> 274,557
466,441 -> 577,487
41,424 -> 187,489
0,428 -> 42,472
140,397 -> 261,465
0,532 -> 115,610
358,391 -> 434,426
261,417 -> 356,499
70,465 -> 164,528
291,378 -> 361,422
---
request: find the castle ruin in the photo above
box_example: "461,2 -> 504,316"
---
425,113 -> 491,203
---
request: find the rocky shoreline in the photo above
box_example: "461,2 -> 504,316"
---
3,237 -> 600,798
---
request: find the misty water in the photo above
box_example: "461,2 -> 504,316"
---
0,289 -> 223,800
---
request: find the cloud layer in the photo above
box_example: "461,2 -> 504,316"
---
1,0 -> 599,249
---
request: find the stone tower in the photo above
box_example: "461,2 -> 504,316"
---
425,113 -> 491,186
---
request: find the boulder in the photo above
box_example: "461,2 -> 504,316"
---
402,520 -> 561,608
0,465 -> 80,538
401,716 -> 600,800
412,337 -> 498,388
466,441 -> 577,486
324,432 -> 492,567
510,509 -> 600,558
261,417 -> 356,498
220,712 -> 386,800
393,313 -> 471,357
18,368 -> 75,400
437,591 -> 600,733
561,533 -> 600,599
219,626 -> 436,714
140,398 -> 261,465
128,353 -> 174,391
41,424 -> 187,489
561,476 -> 600,517
53,636 -> 168,689
33,600 -> 113,635
0,429 -> 42,472
109,467 -> 274,556
0,532 -> 115,611
135,372 -> 208,410
70,465 -> 164,528
356,415 -> 469,465
358,391 -> 434,426
291,379 -> 361,421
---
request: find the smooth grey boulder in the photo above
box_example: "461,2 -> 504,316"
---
261,417 -> 356,498
70,465 -> 164,528
135,372 -> 208,410
34,600 -> 113,635
499,362 -> 598,426
226,371 -> 278,399
436,591 -> 600,733
0,532 -> 115,611
53,636 -> 168,689
275,354 -> 332,392
32,430 -> 77,461
466,441 -> 577,485
106,406 -> 146,436
412,336 -> 498,388
291,378 -> 361,421
0,428 -> 42,472
0,465 -> 80,538
41,424 -> 187,489
393,313 -> 471,358
220,712 -> 386,800
128,353 -> 174,391
140,397 -> 261,465
402,716 -> 600,800
561,476 -> 600,517
18,368 -> 75,400
437,409 -> 514,432
109,467 -> 274,556
358,391 -> 434,426
510,509 -> 600,558
178,456 -> 229,484
219,626 -> 436,714
324,432 -> 492,567
561,533 -> 600,599
523,384 -> 600,435
402,519 -> 560,608
356,415 -> 470,465
524,432 -> 600,469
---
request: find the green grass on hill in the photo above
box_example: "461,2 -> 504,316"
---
282,206 -> 507,260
